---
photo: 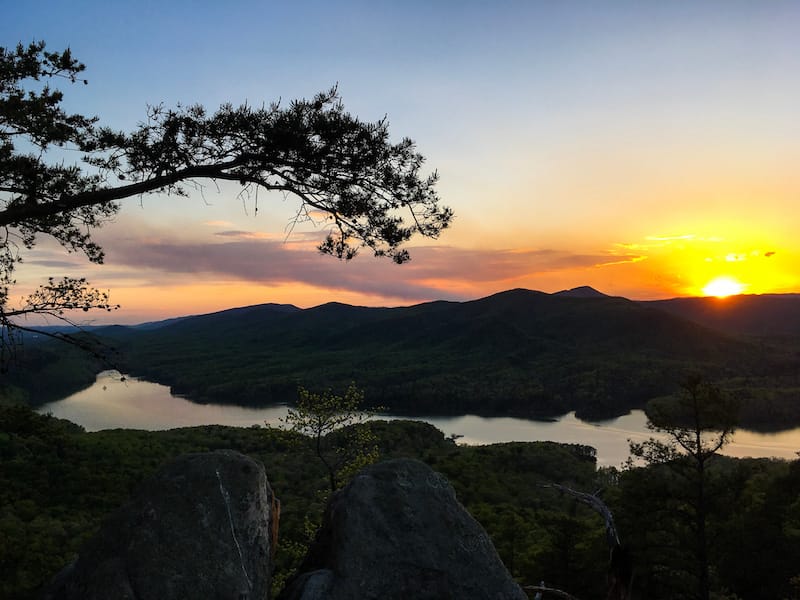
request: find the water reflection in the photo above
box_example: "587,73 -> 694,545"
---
38,371 -> 288,431
39,371 -> 800,467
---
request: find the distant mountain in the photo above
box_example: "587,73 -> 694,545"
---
646,294 -> 800,337
10,289 -> 800,428
552,286 -> 608,298
129,316 -> 190,330
83,287 -> 784,423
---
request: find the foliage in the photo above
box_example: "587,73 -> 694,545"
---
431,441 -> 607,597
632,375 -> 739,465
1,41 -> 450,358
0,42 -> 118,361
612,454 -> 800,600
10,288 -> 800,428
3,406 -> 800,599
280,383 -> 378,491
15,288 -> 793,426
628,376 -> 739,600
1,333 -> 102,405
1,277 -> 119,370
0,407 -> 611,600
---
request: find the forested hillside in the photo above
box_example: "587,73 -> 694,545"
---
648,293 -> 800,337
5,289 -> 800,428
3,405 -> 799,600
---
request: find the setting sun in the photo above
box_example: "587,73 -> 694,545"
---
702,276 -> 745,298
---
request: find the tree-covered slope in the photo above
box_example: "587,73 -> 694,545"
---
8,288 -> 798,423
89,288 -> 783,420
3,405 -> 800,600
647,293 -> 800,337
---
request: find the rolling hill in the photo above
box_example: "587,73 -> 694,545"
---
647,294 -> 800,337
94,288 -> 793,422
7,288 -> 800,426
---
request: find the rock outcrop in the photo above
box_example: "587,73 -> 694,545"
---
279,458 -> 527,600
44,450 -> 276,600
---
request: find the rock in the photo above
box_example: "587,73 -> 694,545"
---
44,450 -> 276,600
279,458 -> 526,600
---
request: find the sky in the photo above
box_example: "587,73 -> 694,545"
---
3,1 -> 800,323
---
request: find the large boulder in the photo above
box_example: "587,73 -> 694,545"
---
279,458 -> 526,600
44,450 -> 277,600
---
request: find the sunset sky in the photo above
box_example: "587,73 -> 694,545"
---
4,1 -> 800,323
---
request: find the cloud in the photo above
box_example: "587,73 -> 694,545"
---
213,229 -> 323,244
105,237 -> 440,299
595,255 -> 647,267
214,230 -> 276,240
99,230 -> 646,302
17,218 -> 653,309
24,259 -> 85,269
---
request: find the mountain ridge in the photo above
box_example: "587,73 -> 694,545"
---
10,288 -> 800,428
59,287 -> 798,335
95,288 -> 795,423
553,285 -> 609,298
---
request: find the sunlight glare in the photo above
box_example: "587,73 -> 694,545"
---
702,276 -> 745,298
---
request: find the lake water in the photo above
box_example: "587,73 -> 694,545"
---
38,371 -> 800,467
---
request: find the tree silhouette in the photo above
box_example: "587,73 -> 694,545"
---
0,41 -> 451,357
280,384 -> 378,492
629,375 -> 739,600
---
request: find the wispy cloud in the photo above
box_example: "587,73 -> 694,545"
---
213,229 -> 323,244
94,227 -> 646,302
24,259 -> 85,269
214,230 -> 277,240
595,255 -> 647,267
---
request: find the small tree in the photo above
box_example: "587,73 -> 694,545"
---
629,375 -> 739,600
281,383 -> 378,492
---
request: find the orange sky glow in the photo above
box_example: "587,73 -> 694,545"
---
5,2 -> 800,324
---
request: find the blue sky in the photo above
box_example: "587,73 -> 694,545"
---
4,1 -> 800,322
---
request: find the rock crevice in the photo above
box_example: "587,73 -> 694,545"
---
44,454 -> 524,600
43,450 -> 275,600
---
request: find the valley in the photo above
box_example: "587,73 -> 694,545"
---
6,287 -> 800,430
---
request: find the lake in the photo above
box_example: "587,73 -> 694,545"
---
38,370 -> 800,467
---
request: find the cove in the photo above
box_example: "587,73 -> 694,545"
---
38,370 -> 800,467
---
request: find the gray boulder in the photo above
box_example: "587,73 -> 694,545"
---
44,450 -> 277,600
279,458 -> 526,600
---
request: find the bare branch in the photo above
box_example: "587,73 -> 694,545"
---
540,483 -> 620,547
522,584 -> 582,599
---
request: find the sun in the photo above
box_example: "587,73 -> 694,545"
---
702,276 -> 745,298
